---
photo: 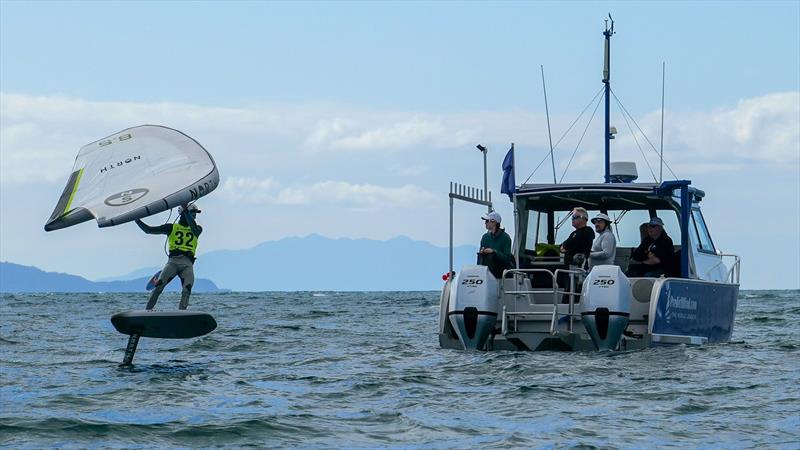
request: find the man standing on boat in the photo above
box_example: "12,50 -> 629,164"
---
478,211 -> 512,279
558,207 -> 595,303
135,203 -> 203,310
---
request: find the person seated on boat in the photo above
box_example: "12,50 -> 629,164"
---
477,211 -> 512,279
560,207 -> 595,267
588,213 -> 616,270
626,217 -> 674,278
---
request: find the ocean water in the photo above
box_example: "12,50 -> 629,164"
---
1,290 -> 798,449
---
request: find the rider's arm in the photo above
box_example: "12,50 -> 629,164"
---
135,219 -> 172,235
181,209 -> 201,236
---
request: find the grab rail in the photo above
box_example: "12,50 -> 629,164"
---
723,253 -> 741,284
500,268 -> 585,335
704,252 -> 741,284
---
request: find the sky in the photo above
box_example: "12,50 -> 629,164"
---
1,1 -> 798,289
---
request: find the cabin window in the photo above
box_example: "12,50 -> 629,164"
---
692,209 -> 716,252
660,211 -> 682,245
689,212 -> 702,247
606,210 -> 652,248
604,209 -> 681,248
525,211 -> 547,251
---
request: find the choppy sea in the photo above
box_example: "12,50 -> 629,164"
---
1,290 -> 798,449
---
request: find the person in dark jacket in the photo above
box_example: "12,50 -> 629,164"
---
478,211 -> 513,278
135,203 -> 203,310
627,216 -> 674,277
560,207 -> 595,266
557,207 -> 595,303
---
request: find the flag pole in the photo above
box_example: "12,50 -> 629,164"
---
511,143 -> 519,270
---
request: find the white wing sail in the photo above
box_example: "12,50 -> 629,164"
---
45,125 -> 219,231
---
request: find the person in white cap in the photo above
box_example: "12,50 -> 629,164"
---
478,211 -> 512,278
135,203 -> 203,310
588,213 -> 617,269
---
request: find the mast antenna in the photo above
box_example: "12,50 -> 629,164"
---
603,14 -> 615,183
541,65 -> 557,184
660,61 -> 665,183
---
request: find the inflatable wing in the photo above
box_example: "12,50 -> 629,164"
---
45,125 -> 219,231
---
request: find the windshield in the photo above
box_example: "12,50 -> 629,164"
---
528,208 -> 681,249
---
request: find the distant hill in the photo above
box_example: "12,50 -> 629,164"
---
96,266 -> 161,282
0,262 -> 221,293
189,234 -> 478,291
3,235 -> 481,292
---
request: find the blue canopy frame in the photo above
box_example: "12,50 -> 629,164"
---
658,180 -> 692,278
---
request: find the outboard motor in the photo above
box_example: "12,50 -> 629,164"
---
581,265 -> 631,351
448,265 -> 500,350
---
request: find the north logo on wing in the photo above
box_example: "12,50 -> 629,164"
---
104,188 -> 149,206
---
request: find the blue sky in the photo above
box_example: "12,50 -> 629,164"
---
1,1 -> 798,289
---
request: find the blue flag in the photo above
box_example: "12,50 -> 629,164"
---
501,145 -> 515,201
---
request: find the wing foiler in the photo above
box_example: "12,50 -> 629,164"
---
44,125 -> 219,231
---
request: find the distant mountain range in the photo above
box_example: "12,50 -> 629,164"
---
0,262 -> 221,293
191,234 -> 478,291
3,234 -> 480,292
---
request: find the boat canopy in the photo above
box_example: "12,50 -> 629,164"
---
514,180 -> 699,278
515,181 -> 705,212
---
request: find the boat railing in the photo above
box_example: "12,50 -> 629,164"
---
704,253 -> 741,284
500,268 -> 585,336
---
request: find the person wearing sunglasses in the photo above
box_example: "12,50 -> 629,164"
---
627,216 -> 674,278
559,207 -> 596,267
556,207 -> 595,303
478,211 -> 512,278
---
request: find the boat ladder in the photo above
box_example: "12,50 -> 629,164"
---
500,268 -> 585,336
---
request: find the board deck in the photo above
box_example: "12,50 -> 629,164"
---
111,310 -> 217,339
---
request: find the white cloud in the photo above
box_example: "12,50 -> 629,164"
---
542,91 -> 800,182
1,93 -> 797,288
389,163 -> 430,177
333,117 -> 452,150
303,114 -> 482,152
634,92 -> 800,167
1,91 -> 797,188
217,176 -> 437,209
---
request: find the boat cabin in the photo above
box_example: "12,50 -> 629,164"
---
512,180 -> 732,288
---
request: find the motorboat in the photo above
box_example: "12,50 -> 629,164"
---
438,19 -> 740,352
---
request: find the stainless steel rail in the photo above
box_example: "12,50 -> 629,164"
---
704,252 -> 741,284
500,268 -> 585,335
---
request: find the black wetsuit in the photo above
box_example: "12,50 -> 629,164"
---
135,212 -> 203,310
